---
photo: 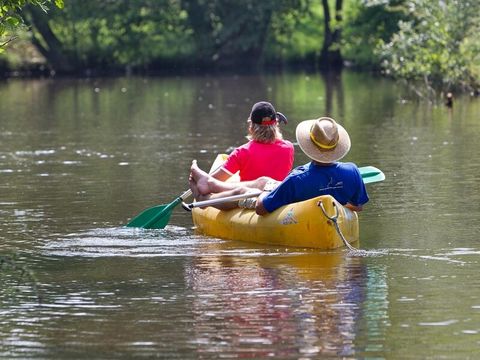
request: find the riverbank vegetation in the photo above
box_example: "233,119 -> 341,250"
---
1,0 -> 479,93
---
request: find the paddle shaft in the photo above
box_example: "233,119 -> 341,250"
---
184,190 -> 263,210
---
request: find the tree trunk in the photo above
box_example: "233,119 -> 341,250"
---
23,5 -> 73,73
180,0 -> 215,65
319,0 -> 343,69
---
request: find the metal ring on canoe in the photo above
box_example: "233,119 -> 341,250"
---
318,200 -> 357,251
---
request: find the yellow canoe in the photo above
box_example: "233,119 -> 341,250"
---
191,155 -> 359,250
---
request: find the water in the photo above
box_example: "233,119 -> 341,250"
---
1,73 -> 479,358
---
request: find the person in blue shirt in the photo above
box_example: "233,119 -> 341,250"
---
255,117 -> 369,215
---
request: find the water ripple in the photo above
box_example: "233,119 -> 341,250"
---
42,225 -> 221,258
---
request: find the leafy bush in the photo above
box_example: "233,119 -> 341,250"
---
378,0 -> 480,92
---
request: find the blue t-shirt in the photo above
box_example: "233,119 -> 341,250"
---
262,162 -> 369,213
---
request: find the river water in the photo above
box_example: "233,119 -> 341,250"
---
1,72 -> 479,359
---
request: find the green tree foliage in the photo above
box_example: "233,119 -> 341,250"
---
1,0 -> 479,91
378,0 -> 480,92
21,0 -> 189,72
0,0 -> 63,51
343,0 -> 407,69
265,2 -> 322,66
181,0 -> 309,69
19,0 -> 312,72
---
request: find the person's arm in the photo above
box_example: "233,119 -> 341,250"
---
255,193 -> 269,215
255,176 -> 295,216
214,146 -> 243,181
345,203 -> 363,212
210,167 -> 232,181
345,164 -> 369,212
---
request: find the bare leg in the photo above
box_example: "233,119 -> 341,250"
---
189,161 -> 249,209
190,160 -> 249,193
242,176 -> 272,191
195,186 -> 254,210
189,161 -> 276,211
207,176 -> 271,193
191,160 -> 272,193
190,160 -> 212,195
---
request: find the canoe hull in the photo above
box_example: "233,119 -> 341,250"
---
192,195 -> 359,249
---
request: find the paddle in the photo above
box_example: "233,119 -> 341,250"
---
126,189 -> 192,229
127,165 -> 384,229
359,166 -> 385,184
126,156 -> 228,229
183,166 -> 385,210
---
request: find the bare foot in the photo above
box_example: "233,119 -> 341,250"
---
189,174 -> 201,200
190,160 -> 211,195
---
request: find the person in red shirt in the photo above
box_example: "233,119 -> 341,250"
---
220,102 -> 294,182
189,101 -> 294,209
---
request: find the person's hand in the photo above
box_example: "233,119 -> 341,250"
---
277,112 -> 288,125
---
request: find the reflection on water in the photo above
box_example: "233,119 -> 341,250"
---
1,73 -> 480,358
1,240 -> 478,358
186,248 -> 388,358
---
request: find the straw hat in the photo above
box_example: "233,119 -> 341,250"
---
295,117 -> 351,163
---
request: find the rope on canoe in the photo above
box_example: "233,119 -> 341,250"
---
318,200 -> 358,251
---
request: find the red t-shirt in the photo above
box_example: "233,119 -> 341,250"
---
222,139 -> 294,181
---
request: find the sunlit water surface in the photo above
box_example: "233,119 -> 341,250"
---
1,73 -> 479,359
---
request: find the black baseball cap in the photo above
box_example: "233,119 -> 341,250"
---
250,101 -> 277,124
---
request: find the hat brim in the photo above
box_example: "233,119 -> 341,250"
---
296,119 -> 351,163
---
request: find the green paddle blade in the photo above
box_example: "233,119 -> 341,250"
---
360,166 -> 385,184
126,198 -> 181,229
126,205 -> 171,228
